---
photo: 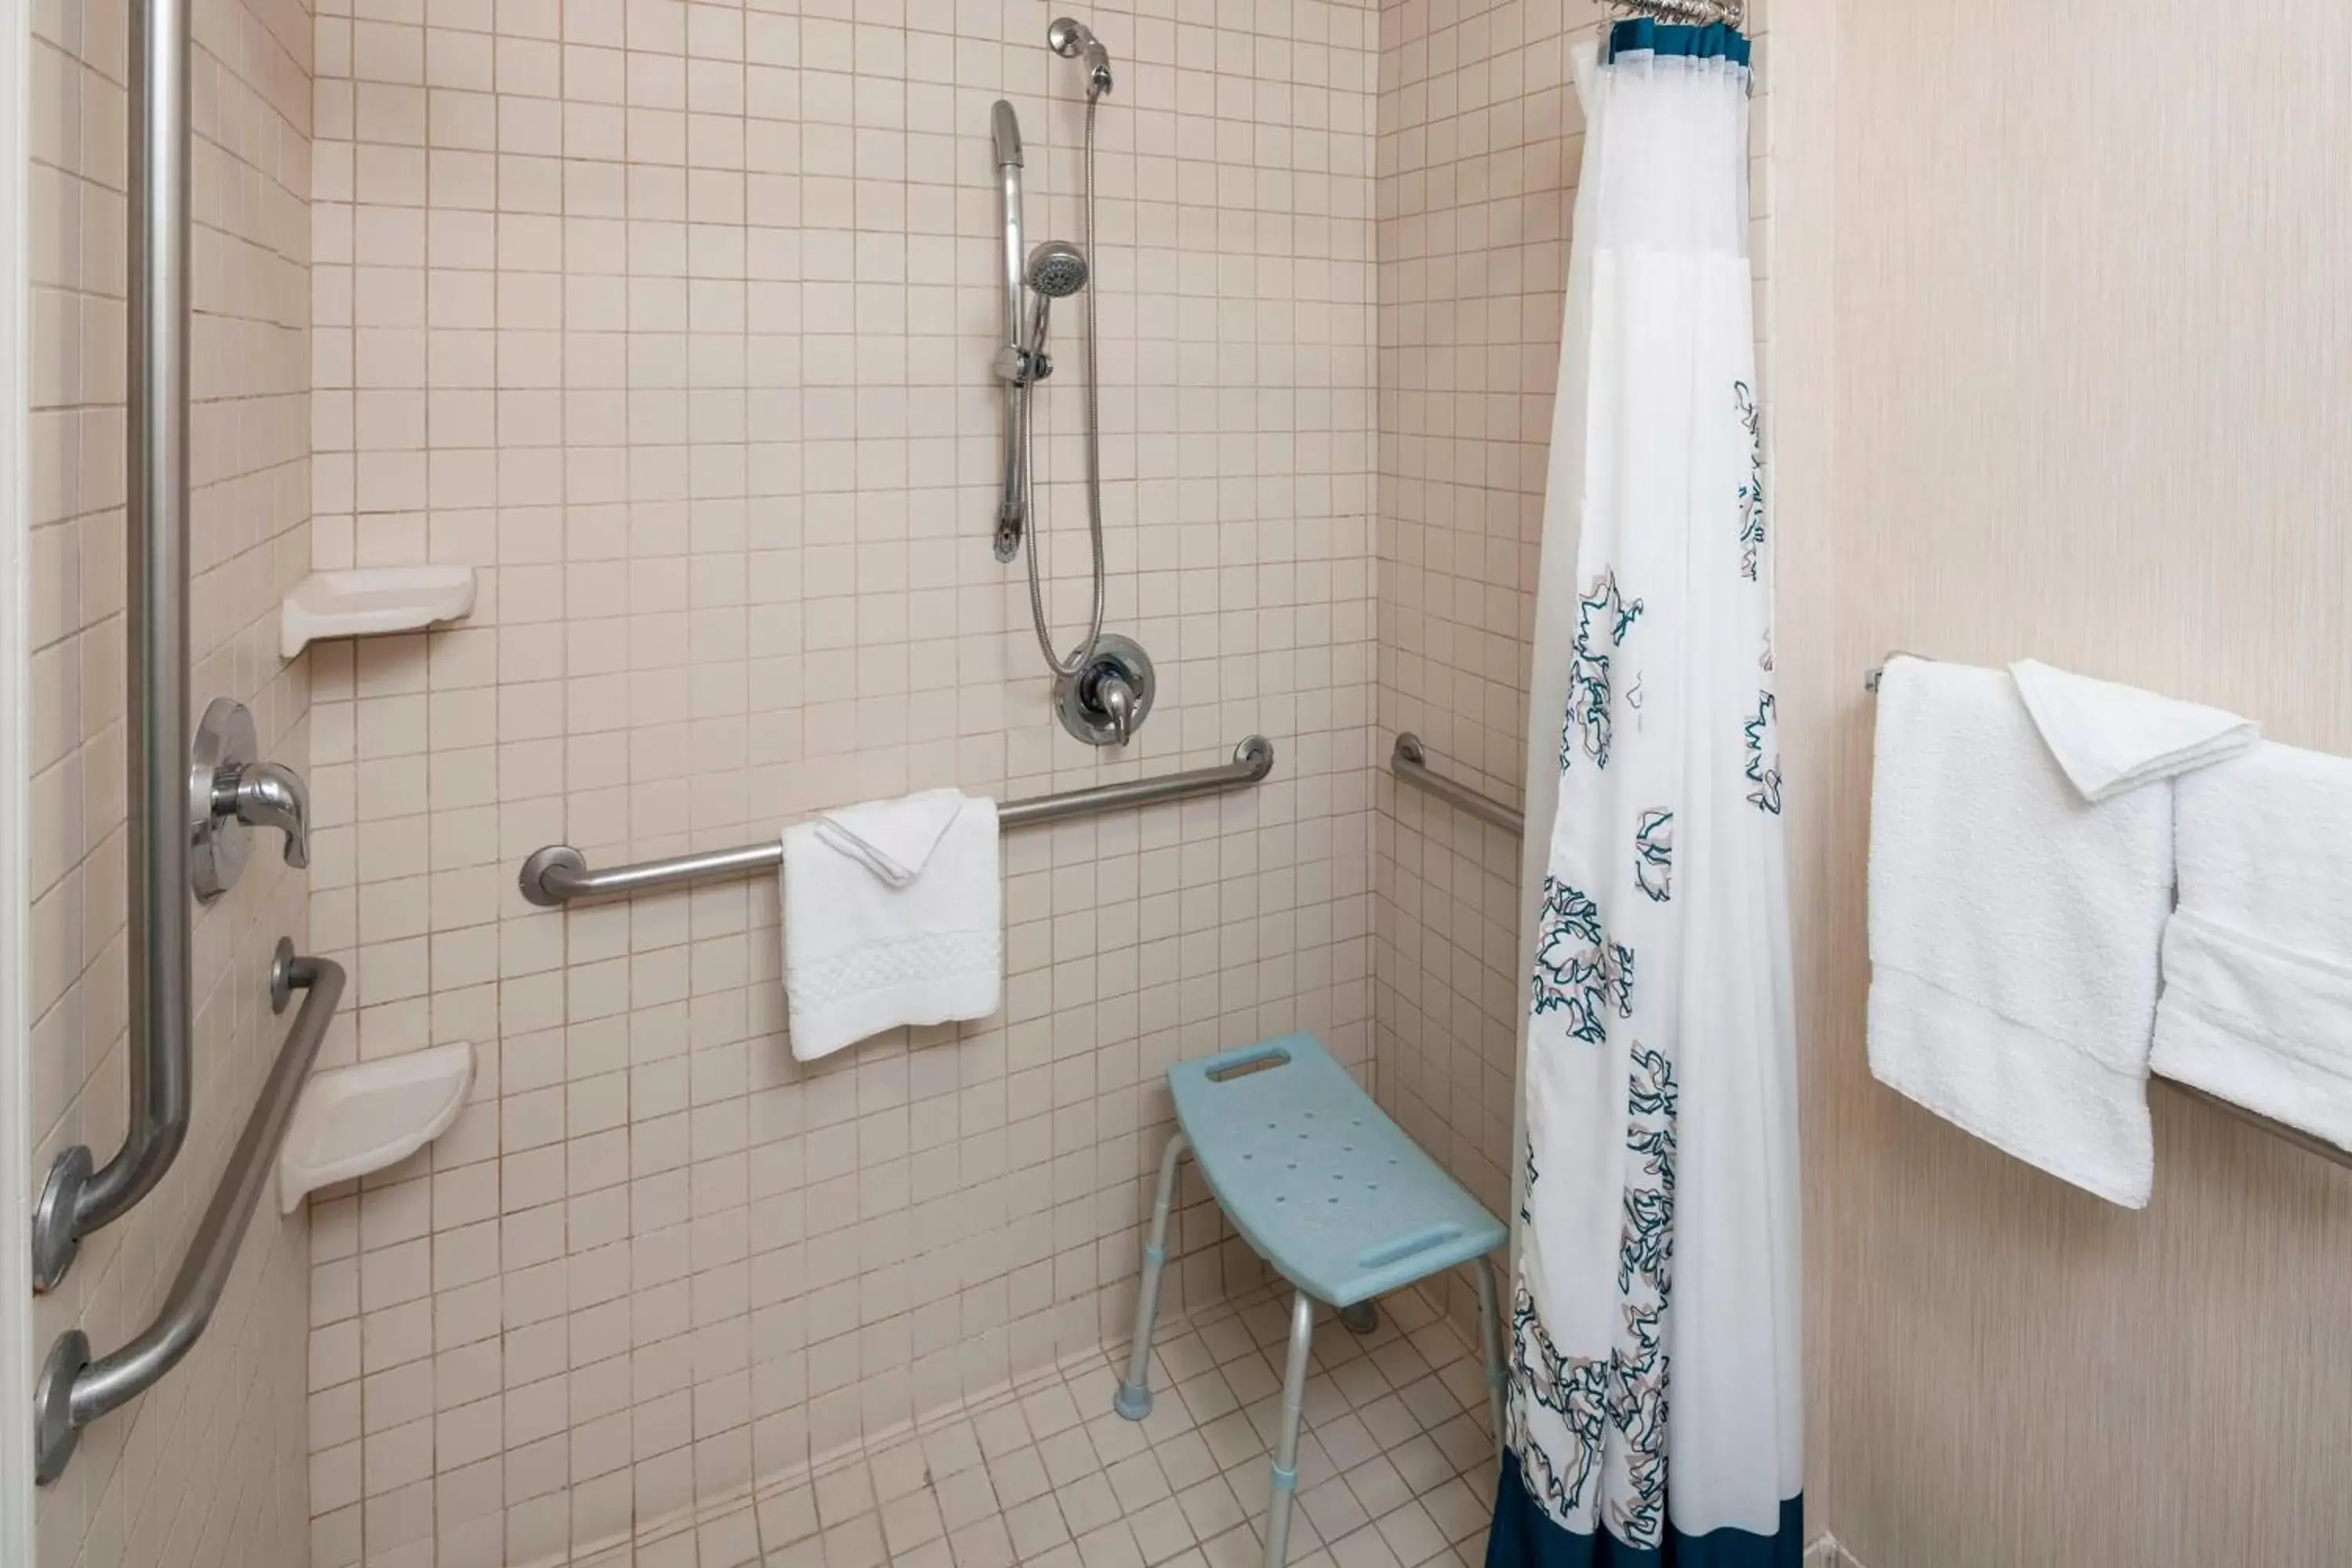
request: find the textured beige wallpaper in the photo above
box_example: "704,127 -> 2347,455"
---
1775,2 -> 2352,1563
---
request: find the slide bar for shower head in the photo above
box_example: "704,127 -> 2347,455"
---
992,99 -> 1028,556
518,738 -> 1277,906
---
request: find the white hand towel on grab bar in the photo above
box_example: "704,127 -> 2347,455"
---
782,790 -> 1003,1062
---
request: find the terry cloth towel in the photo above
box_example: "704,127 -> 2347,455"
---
1866,657 -> 2174,1207
2010,659 -> 2259,804
2152,742 -> 2352,1151
782,789 -> 1002,1062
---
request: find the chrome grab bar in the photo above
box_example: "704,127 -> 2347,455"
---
519,737 -> 1278,906
34,945 -> 346,1483
1390,734 -> 1526,836
29,0 -> 196,1291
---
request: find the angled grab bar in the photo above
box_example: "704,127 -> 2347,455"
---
34,946 -> 345,1483
1390,734 -> 1526,836
520,736 -> 1278,906
29,0 -> 196,1290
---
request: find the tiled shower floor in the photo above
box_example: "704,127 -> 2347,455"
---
604,1282 -> 1501,1568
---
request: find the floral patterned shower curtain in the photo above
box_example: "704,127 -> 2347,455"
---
1488,20 -> 1802,1568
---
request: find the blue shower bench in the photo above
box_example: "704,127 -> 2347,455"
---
1112,1034 -> 1508,1568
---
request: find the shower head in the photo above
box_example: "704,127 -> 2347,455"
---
1025,241 -> 1089,299
1023,241 -> 1088,365
1047,16 -> 1113,99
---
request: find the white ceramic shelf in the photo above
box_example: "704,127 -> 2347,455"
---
278,1042 -> 474,1213
280,566 -> 477,659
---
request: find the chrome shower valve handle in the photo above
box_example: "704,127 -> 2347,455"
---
190,698 -> 311,902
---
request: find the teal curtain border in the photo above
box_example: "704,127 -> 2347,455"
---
1486,1449 -> 1802,1568
1606,19 -> 1753,68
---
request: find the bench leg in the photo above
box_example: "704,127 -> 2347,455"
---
1263,1289 -> 1315,1568
1475,1254 -> 1505,1459
1115,1131 -> 1189,1421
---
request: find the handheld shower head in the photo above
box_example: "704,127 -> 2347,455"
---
1047,16 -> 1113,98
1023,241 -> 1088,361
1025,240 -> 1089,299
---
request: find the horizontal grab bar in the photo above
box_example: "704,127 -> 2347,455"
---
1390,734 -> 1526,836
35,944 -> 347,1483
517,736 -> 1279,906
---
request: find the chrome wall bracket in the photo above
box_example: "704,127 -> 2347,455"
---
518,846 -> 590,909
1056,633 -> 1156,747
28,1150 -> 93,1292
33,1331 -> 92,1485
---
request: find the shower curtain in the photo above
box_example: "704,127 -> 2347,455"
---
1489,21 -> 1802,1567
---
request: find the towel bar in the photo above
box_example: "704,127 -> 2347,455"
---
1864,654 -> 2350,1174
1392,723 -> 2352,1178
518,736 -> 1275,906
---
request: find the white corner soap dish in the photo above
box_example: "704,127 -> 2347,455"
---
278,1042 -> 475,1214
280,566 -> 478,659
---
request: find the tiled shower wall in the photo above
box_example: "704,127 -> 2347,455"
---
25,0 -> 315,1563
1370,0 -> 1773,1229
300,0 -> 1378,1561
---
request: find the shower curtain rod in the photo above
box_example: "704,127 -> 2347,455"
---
1609,0 -> 1748,27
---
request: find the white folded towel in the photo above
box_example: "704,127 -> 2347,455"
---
2151,743 -> 2352,1150
782,790 -> 1003,1062
1866,657 -> 2174,1207
2009,658 -> 2259,803
811,788 -> 967,887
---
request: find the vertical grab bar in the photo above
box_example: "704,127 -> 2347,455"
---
29,0 -> 194,1290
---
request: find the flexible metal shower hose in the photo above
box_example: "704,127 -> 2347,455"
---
1020,92 -> 1108,681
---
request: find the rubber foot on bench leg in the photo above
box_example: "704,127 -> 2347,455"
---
1340,1301 -> 1378,1335
1114,1382 -> 1153,1421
